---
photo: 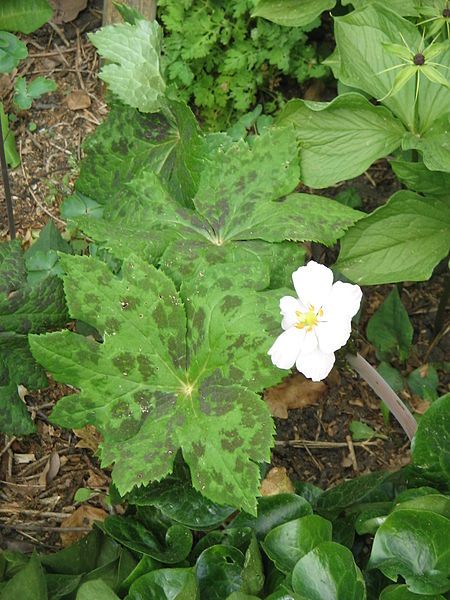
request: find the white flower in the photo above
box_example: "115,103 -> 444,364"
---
268,261 -> 362,382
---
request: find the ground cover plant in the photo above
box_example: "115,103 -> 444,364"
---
0,2 -> 449,599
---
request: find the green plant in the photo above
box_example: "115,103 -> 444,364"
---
156,0 -> 327,130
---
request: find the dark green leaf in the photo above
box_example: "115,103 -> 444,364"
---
335,187 -> 362,209
75,579 -> 119,600
0,553 -> 47,600
118,555 -> 160,595
46,573 -> 82,599
230,495 -> 312,540
380,584 -> 445,599
0,0 -> 52,33
41,529 -> 104,575
377,362 -> 404,394
127,568 -> 198,600
293,482 -> 323,506
393,494 -> 450,519
262,514 -> 332,573
407,365 -> 439,402
103,516 -> 192,564
368,509 -> 450,594
317,471 -> 394,512
412,393 -> 450,482
195,546 -> 245,600
240,535 -> 264,596
292,541 -> 366,599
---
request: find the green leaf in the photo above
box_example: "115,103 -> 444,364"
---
102,515 -> 192,563
0,240 -> 67,435
366,288 -> 413,362
342,0 -> 419,16
402,113 -> 450,173
334,5 -> 420,130
74,488 -> 94,503
196,546 -> 245,600
390,160 -> 450,196
0,0 -> 52,34
262,515 -> 332,573
61,193 -> 103,220
0,32 -> 27,73
394,494 -> 450,520
230,495 -> 313,540
377,362 -> 404,394
316,471 -> 396,512
380,584 -> 445,599
0,102 -> 19,168
76,579 -> 120,600
24,221 -> 71,284
336,191 -> 450,284
241,535 -> 264,596
89,20 -> 165,113
276,93 -> 405,188
46,573 -> 83,599
127,568 -> 199,600
416,46 -> 450,133
292,541 -> 366,600
113,1 -> 144,24
350,420 -> 386,441
75,100 -> 207,207
13,76 -> 56,110
29,256 -> 283,513
412,393 -> 450,482
252,0 -> 336,27
0,553 -> 47,600
407,365 -> 439,401
335,187 -> 362,209
368,509 -> 450,594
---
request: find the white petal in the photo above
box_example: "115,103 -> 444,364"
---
302,329 -> 319,354
316,319 -> 352,353
292,261 -> 333,309
280,296 -> 304,330
268,327 -> 305,370
323,281 -> 362,318
296,348 -> 335,381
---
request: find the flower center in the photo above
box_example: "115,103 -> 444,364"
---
413,53 -> 425,66
295,306 -> 323,332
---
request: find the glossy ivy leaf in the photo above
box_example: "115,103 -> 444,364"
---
380,584 -> 445,599
394,494 -> 450,519
102,515 -> 192,564
230,495 -> 313,540
127,568 -> 199,600
75,100 -> 206,208
276,93 -> 405,188
46,573 -> 83,599
412,393 -> 450,482
89,20 -> 165,113
0,32 -> 27,73
30,255 -> 284,513
196,546 -> 245,600
252,0 -> 335,27
317,471 -> 395,513
13,76 -> 56,110
262,515 -> 332,573
76,579 -> 120,600
390,160 -> 450,197
227,593 -> 260,600
0,241 -> 67,435
0,0 -> 52,34
292,541 -> 366,599
241,535 -> 264,596
368,509 -> 450,594
366,288 -> 413,362
0,553 -> 46,600
336,191 -> 450,284
120,460 -> 235,530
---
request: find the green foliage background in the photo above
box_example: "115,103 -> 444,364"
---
157,0 -> 327,129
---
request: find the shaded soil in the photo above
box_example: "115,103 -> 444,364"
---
0,3 -> 448,552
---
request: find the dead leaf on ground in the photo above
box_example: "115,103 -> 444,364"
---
60,505 -> 107,546
73,425 -> 102,452
260,467 -> 294,496
50,0 -> 87,23
265,374 -> 327,419
67,89 -> 91,111
38,452 -> 61,487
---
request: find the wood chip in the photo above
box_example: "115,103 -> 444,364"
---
260,467 -> 294,496
67,89 -> 91,110
265,374 -> 327,419
13,453 -> 35,465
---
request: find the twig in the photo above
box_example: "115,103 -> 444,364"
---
48,22 -> 70,47
346,352 -> 417,440
346,435 -> 358,472
0,508 -> 72,519
275,439 -> 379,448
0,436 -> 16,458
363,170 -> 377,187
0,523 -> 91,532
0,114 -> 16,239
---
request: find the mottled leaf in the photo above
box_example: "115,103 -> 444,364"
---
30,255 -> 284,513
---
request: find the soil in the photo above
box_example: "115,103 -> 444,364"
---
0,2 -> 448,552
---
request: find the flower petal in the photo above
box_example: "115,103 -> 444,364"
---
296,348 -> 335,381
316,319 -> 352,353
280,296 -> 305,330
268,327 -> 305,370
292,261 -> 333,309
324,281 -> 362,318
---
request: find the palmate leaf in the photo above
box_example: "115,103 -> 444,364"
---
76,127 -> 361,289
29,254 -> 287,513
0,241 -> 67,435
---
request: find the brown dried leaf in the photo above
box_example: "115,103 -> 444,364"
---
73,425 -> 102,452
60,505 -> 107,546
67,90 -> 91,111
260,467 -> 294,496
265,374 -> 327,419
49,0 -> 87,23
38,452 -> 60,487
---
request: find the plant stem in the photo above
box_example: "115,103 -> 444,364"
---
346,352 -> 417,441
0,115 -> 16,240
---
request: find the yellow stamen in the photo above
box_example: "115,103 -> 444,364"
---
295,306 -> 320,332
